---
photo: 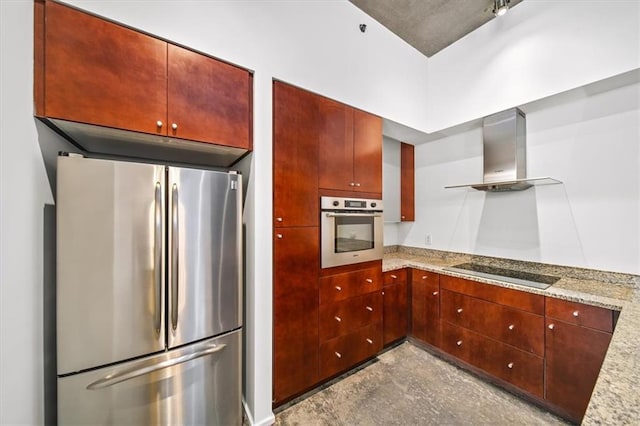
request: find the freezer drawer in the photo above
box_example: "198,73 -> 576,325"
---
58,330 -> 242,425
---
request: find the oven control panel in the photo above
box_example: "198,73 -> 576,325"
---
321,196 -> 383,212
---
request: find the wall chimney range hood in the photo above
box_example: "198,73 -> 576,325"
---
445,108 -> 561,192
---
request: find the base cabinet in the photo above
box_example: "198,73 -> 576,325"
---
410,270 -> 440,347
320,322 -> 383,379
383,269 -> 408,345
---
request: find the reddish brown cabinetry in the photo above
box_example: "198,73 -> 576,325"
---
318,265 -> 383,381
382,269 -> 408,345
545,298 -> 614,423
410,269 -> 441,347
273,227 -> 320,405
35,0 -> 251,150
318,99 -> 382,196
273,82 -> 318,227
400,143 -> 415,222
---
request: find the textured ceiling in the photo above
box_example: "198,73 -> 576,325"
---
349,0 -> 524,57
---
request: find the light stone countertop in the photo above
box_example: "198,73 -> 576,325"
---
382,251 -> 640,425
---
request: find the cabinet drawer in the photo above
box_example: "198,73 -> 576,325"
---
319,267 -> 382,305
411,269 -> 439,287
440,275 -> 544,315
545,297 -> 614,333
320,322 -> 383,379
383,269 -> 407,287
441,322 -> 543,398
441,290 -> 544,356
319,292 -> 382,342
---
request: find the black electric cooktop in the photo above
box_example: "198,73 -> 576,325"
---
442,263 -> 560,290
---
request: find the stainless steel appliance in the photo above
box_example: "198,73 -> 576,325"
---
56,155 -> 242,425
321,196 -> 383,268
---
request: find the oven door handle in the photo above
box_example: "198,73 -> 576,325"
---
325,212 -> 382,218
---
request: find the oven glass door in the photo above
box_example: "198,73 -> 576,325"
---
334,215 -> 374,253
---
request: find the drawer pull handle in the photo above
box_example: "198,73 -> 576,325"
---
366,338 -> 373,344
276,217 -> 283,222
456,308 -> 463,314
508,324 -> 515,330
276,234 -> 283,239
334,316 -> 341,323
507,362 -> 514,369
335,286 -> 342,291
335,352 -> 342,359
422,275 -> 428,280
391,274 -> 397,279
573,310 -> 580,317
365,278 -> 373,284
382,291 -> 385,295
548,324 -> 555,330
432,291 -> 439,296
156,120 -> 163,128
366,306 -> 373,312
456,340 -> 462,346
171,123 -> 178,130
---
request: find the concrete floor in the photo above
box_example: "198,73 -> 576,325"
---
275,342 -> 568,426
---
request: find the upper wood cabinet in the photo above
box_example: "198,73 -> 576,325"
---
273,82 -> 319,227
318,99 -> 382,195
35,0 -> 252,151
400,142 -> 415,221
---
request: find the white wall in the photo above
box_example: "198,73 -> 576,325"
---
402,79 -> 640,274
427,0 -> 640,132
0,1 -> 428,425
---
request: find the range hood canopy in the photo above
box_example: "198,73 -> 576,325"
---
445,108 -> 561,192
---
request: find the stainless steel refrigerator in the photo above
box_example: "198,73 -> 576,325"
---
56,155 -> 242,425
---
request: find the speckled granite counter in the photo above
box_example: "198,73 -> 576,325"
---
382,247 -> 640,425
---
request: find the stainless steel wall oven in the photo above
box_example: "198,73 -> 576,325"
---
321,196 -> 383,268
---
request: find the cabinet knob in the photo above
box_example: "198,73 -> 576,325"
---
382,291 -> 385,295
365,278 -> 373,284
335,352 -> 342,359
171,123 -> 178,130
432,291 -> 439,296
422,275 -> 428,280
334,316 -> 341,323
276,233 -> 283,239
507,362 -> 514,369
508,324 -> 515,330
349,182 -> 355,187
276,217 -> 283,223
573,310 -> 580,317
366,338 -> 373,344
391,274 -> 397,279
335,286 -> 342,291
456,340 -> 462,346
366,306 -> 373,312
456,308 -> 463,314
156,120 -> 163,128
401,215 -> 405,219
548,323 -> 555,330
355,183 -> 361,187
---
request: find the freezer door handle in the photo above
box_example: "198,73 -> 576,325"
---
171,183 -> 179,331
154,182 -> 162,335
85,343 -> 227,390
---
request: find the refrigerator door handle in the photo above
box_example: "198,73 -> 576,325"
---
171,183 -> 179,331
154,182 -> 162,336
85,343 -> 227,391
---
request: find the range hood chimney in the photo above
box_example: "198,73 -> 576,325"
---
445,108 -> 560,192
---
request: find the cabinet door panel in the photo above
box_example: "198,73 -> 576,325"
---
273,82 -> 318,227
383,281 -> 408,345
353,110 -> 382,194
383,269 -> 407,287
44,1 -> 167,134
273,227 -> 319,404
410,270 -> 440,347
318,98 -> 354,191
545,319 -> 612,422
400,142 -> 415,221
168,44 -> 250,149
